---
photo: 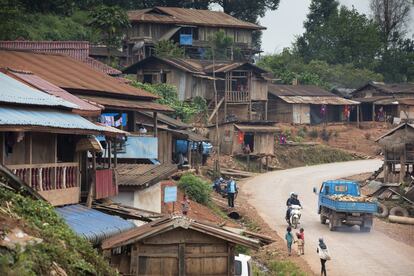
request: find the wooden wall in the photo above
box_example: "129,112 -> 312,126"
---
251,78 -> 268,101
253,133 -> 275,155
292,104 -> 311,124
123,227 -> 233,276
267,97 -> 294,123
208,124 -> 235,155
158,130 -> 173,164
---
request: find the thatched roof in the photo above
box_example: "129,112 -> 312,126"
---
376,123 -> 414,152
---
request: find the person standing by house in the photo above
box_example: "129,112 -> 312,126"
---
181,194 -> 190,216
226,177 -> 238,208
285,226 -> 293,256
317,238 -> 331,276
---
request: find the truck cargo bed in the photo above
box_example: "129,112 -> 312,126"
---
320,196 -> 378,213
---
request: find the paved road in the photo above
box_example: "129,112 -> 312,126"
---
241,160 -> 414,276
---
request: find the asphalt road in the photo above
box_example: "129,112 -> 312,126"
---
241,159 -> 414,276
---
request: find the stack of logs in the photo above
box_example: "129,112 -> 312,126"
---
329,194 -> 375,202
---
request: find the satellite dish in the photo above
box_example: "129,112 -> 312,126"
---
132,41 -> 145,53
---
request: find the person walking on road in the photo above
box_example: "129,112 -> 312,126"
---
285,226 -> 293,256
227,177 -> 238,208
317,238 -> 331,276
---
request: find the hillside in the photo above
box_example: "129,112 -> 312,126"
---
0,186 -> 116,276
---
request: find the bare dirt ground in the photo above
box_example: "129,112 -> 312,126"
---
211,192 -> 316,275
278,123 -> 390,157
241,159 -> 414,276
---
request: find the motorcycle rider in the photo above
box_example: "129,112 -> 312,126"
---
286,192 -> 302,224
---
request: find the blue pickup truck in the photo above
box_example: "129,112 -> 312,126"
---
314,180 -> 378,232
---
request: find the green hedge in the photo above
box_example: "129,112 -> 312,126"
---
178,173 -> 212,205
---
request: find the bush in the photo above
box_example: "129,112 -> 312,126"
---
320,128 -> 331,141
297,127 -> 307,138
178,173 -> 211,205
308,129 -> 318,139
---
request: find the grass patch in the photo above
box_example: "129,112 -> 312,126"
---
0,187 -> 116,276
267,260 -> 306,276
276,144 -> 358,169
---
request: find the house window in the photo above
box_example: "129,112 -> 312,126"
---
143,74 -> 153,84
160,72 -> 167,83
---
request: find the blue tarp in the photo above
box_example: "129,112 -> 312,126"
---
115,136 -> 158,159
180,34 -> 193,45
56,204 -> 135,245
176,140 -> 212,155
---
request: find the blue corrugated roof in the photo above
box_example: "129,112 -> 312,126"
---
56,204 -> 136,245
0,106 -> 106,131
0,72 -> 77,108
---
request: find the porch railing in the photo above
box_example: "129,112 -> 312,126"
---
225,90 -> 250,103
7,162 -> 79,191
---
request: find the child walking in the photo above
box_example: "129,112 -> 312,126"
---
285,226 -> 293,256
297,228 -> 305,255
181,194 -> 190,216
295,233 -> 304,255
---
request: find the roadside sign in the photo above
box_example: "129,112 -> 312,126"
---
164,186 -> 177,203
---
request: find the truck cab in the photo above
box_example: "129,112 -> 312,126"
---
315,180 -> 377,232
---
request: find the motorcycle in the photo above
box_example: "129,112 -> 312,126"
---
287,205 -> 302,229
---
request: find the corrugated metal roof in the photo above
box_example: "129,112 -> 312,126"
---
138,111 -> 189,129
0,72 -> 77,109
128,7 -> 265,30
123,56 -> 267,76
234,124 -> 280,133
56,204 -> 136,245
5,69 -> 102,115
354,82 -> 414,95
101,215 -> 260,250
269,84 -> 335,97
0,106 -> 107,133
117,163 -> 178,187
79,95 -> 173,112
278,96 -> 360,105
0,50 -> 157,99
0,41 -> 122,75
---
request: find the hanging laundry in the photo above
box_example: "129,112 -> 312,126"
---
320,104 -> 327,115
101,115 -> 115,126
238,131 -> 244,144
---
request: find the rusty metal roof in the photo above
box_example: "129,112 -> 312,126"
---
128,7 -> 265,30
79,95 -> 173,112
278,96 -> 360,105
138,111 -> 189,129
123,56 -> 267,76
269,84 -> 335,97
5,69 -> 102,116
101,215 -> 261,250
0,41 -> 121,75
0,50 -> 157,100
354,82 -> 414,95
117,163 -> 178,188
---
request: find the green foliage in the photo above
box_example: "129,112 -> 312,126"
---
320,128 -> 331,141
178,173 -> 212,205
154,40 -> 185,58
206,30 -> 241,60
308,129 -> 319,139
267,260 -> 305,276
89,5 -> 130,49
258,50 -> 383,89
296,5 -> 382,69
0,187 -> 116,276
131,81 -> 207,122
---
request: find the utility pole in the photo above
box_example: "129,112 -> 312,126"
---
212,47 -> 221,176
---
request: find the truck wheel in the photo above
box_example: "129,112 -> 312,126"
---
328,216 -> 336,231
376,203 -> 388,218
389,207 -> 409,217
320,214 -> 327,225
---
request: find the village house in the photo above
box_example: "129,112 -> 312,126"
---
101,215 -> 260,275
124,56 -> 269,123
268,84 -> 360,124
0,40 -> 122,76
122,6 -> 265,64
0,70 -> 125,206
376,123 -> 414,183
351,82 -> 414,122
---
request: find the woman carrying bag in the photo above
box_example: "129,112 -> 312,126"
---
317,238 -> 331,276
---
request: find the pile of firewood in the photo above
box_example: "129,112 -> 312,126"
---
328,194 -> 375,202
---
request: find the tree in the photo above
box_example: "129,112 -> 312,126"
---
89,5 -> 130,63
154,40 -> 185,58
370,0 -> 412,46
304,0 -> 339,33
257,49 -> 383,89
205,30 -> 238,60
